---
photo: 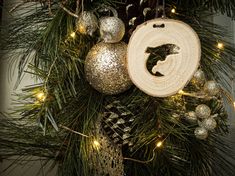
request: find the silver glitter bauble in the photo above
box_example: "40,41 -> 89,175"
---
99,17 -> 125,43
195,104 -> 211,119
194,127 -> 208,140
201,118 -> 217,130
185,111 -> 198,124
191,69 -> 206,86
85,42 -> 132,94
204,80 -> 220,96
76,11 -> 98,36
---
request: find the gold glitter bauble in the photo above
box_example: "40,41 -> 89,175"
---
85,42 -> 132,94
201,117 -> 217,130
195,104 -> 211,119
204,80 -> 220,96
191,69 -> 206,86
194,127 -> 208,140
76,11 -> 98,36
185,111 -> 198,124
99,17 -> 125,43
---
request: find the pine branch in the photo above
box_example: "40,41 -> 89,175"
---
169,0 -> 235,18
1,0 -> 235,176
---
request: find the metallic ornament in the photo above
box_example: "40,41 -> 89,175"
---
191,69 -> 206,86
76,11 -> 98,36
185,111 -> 198,124
201,117 -> 217,130
195,104 -> 211,119
85,42 -> 132,95
99,17 -> 125,43
204,80 -> 220,96
194,127 -> 208,140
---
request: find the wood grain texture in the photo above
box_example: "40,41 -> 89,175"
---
127,18 -> 201,97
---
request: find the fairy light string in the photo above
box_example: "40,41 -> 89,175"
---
123,124 -> 176,164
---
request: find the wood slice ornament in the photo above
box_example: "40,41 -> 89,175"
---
127,19 -> 201,97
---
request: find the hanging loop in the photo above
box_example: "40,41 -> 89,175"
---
97,4 -> 118,17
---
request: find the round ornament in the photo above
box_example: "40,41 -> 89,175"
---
99,17 -> 125,43
195,104 -> 211,119
185,111 -> 198,124
201,118 -> 217,130
204,80 -> 220,96
191,69 -> 206,86
76,11 -> 98,36
85,42 -> 132,94
194,127 -> 208,140
127,19 -> 201,97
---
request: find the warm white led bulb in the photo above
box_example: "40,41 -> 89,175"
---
217,42 -> 224,49
171,8 -> 176,13
93,140 -> 101,150
156,141 -> 163,148
36,92 -> 46,102
70,32 -> 76,38
178,90 -> 184,94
